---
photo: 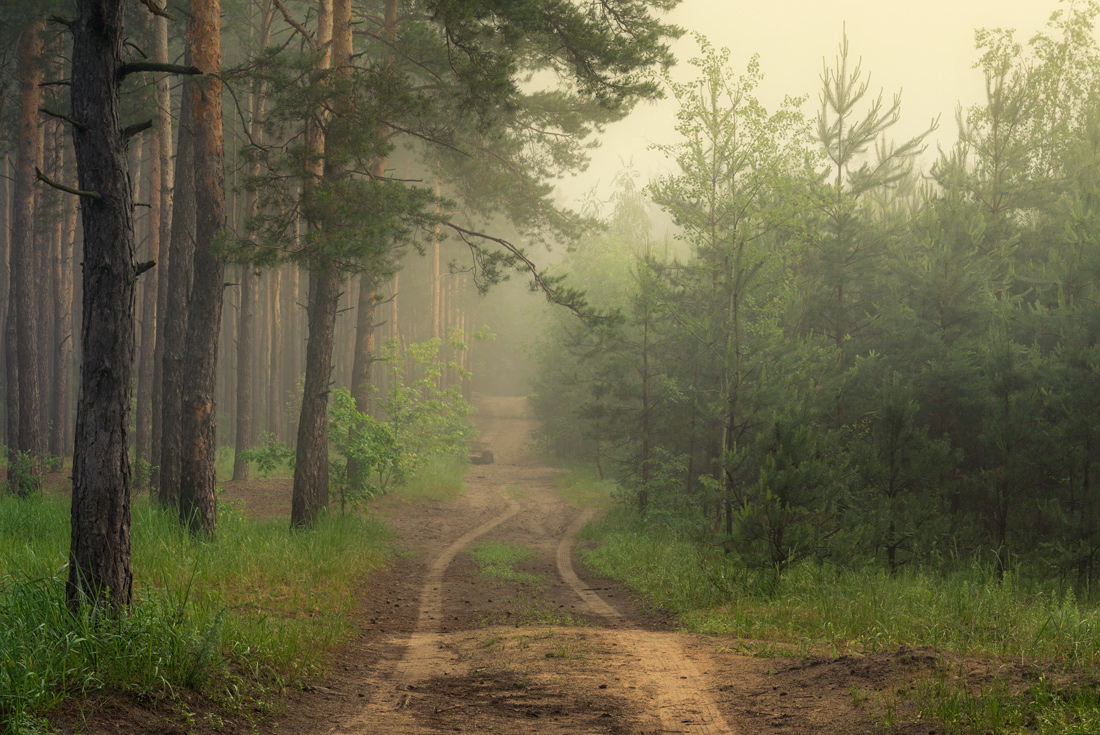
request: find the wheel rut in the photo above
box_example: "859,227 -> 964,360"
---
334,395 -> 735,734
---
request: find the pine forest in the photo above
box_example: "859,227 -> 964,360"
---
4,0 -> 1100,733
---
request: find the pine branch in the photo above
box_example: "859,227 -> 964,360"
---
139,0 -> 176,21
36,167 -> 100,200
118,61 -> 201,79
40,107 -> 86,131
122,120 -> 153,142
444,221 -> 601,321
271,0 -> 316,48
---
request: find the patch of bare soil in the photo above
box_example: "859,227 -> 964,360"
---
47,395 -> 1042,734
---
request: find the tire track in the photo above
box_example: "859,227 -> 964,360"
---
336,492 -> 520,734
557,508 -> 737,735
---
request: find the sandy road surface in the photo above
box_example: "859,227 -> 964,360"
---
327,395 -> 734,734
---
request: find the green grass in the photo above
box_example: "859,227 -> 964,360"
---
395,454 -> 468,504
582,513 -> 1100,664
0,492 -> 391,733
467,541 -> 541,586
556,467 -> 1100,735
552,464 -> 615,509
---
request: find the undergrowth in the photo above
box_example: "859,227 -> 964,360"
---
0,492 -> 390,733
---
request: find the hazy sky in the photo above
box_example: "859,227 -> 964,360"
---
560,0 -> 1071,207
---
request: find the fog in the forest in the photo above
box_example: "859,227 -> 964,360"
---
476,0 -> 1075,396
566,0 -> 1060,205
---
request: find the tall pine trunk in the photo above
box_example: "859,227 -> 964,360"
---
9,22 -> 45,494
289,0 -> 335,528
135,99 -> 161,481
158,55 -> 197,510
233,1 -> 273,480
68,0 -> 135,612
179,0 -> 226,536
150,11 -> 175,489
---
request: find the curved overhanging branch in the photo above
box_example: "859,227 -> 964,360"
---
443,221 -> 609,323
36,166 -> 100,199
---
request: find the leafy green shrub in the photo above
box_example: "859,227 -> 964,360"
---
379,333 -> 476,471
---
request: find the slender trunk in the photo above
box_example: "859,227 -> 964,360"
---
431,175 -> 441,341
267,266 -> 283,438
0,156 -> 9,445
292,266 -> 340,526
135,108 -> 161,481
179,0 -> 226,537
34,117 -> 51,459
47,124 -> 66,460
289,0 -> 336,527
234,2 -> 273,477
57,154 -> 77,459
158,51 -> 197,510
9,22 -> 45,494
150,11 -> 174,488
68,0 -> 135,612
233,263 -> 256,480
350,272 -> 377,413
346,272 -> 377,486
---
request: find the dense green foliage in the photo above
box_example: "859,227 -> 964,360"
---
532,5 -> 1100,594
242,333 -> 476,505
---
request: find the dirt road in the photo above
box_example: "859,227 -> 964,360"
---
276,395 -> 921,735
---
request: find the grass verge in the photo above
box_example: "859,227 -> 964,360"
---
558,467 -> 1100,735
0,492 -> 390,734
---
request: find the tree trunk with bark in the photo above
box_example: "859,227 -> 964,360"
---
233,263 -> 255,481
158,49 -> 197,511
135,100 -> 161,481
0,155 -> 10,448
68,0 -> 136,612
150,10 -> 175,489
46,123 -> 66,460
9,22 -> 45,494
267,266 -> 283,439
179,0 -> 226,537
289,0 -> 335,528
57,154 -> 78,458
291,267 -> 340,526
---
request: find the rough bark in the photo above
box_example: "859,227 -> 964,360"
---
158,56 -> 196,511
68,0 -> 135,612
9,22 -> 45,494
289,0 -> 336,528
291,267 -> 340,527
178,0 -> 226,537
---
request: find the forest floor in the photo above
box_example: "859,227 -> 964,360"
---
50,395 -> 1011,734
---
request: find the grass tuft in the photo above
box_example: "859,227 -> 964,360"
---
0,492 -> 390,733
467,541 -> 541,586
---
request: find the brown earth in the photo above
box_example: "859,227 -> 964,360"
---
48,395 -> 1044,734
